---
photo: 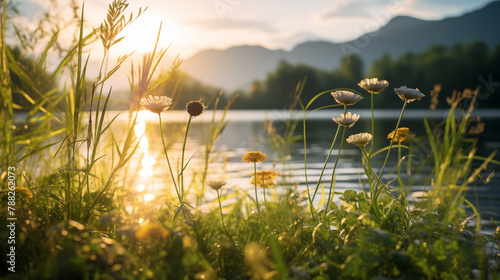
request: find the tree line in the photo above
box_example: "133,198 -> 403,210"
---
231,41 -> 500,110
9,41 -> 500,111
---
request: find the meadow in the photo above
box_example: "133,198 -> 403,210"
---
1,1 -> 500,279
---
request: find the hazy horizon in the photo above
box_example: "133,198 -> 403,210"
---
12,0 -> 497,58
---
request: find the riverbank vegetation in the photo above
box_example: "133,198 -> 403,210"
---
1,1 -> 500,279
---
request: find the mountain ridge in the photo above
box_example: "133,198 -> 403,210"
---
179,1 -> 500,92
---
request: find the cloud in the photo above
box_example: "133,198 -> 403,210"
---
185,19 -> 275,32
320,0 -> 384,19
395,0 -> 496,19
320,0 -> 496,22
269,31 -> 328,50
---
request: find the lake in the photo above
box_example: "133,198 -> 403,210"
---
104,108 -> 500,221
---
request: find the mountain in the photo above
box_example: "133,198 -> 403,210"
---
179,1 -> 500,92
180,45 -> 287,93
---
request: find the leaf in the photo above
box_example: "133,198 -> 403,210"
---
316,183 -> 325,211
341,189 -> 358,203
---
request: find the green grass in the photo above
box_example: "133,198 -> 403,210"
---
1,1 -> 500,279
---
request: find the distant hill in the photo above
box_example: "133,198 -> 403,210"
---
179,1 -> 500,92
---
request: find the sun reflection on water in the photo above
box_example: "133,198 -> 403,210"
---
126,110 -> 201,212
133,111 -> 159,197
136,184 -> 146,192
144,194 -> 155,202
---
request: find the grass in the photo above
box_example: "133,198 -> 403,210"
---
1,1 -> 500,279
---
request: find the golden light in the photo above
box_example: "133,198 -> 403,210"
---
144,194 -> 155,202
139,137 -> 149,151
135,121 -> 146,138
142,154 -> 156,166
137,110 -> 158,122
136,184 -> 146,192
138,218 -> 144,224
140,167 -> 154,177
116,16 -> 182,55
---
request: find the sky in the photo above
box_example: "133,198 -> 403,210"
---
13,0 -> 496,59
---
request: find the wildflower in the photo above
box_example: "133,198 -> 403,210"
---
394,86 -> 425,103
346,132 -> 373,147
135,223 -> 169,241
331,90 -> 363,106
358,78 -> 389,94
242,151 -> 267,163
332,112 -> 360,128
186,100 -> 205,117
140,95 -> 173,114
250,170 -> 278,188
207,175 -> 228,190
387,127 -> 410,142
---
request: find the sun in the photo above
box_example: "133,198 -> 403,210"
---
115,15 -> 181,54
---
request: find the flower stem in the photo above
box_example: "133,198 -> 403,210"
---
360,147 -> 374,197
324,105 -> 347,215
373,100 -> 408,212
369,93 -> 375,157
367,93 -> 375,200
253,162 -> 260,213
158,114 -> 182,205
325,125 -> 346,215
262,173 -> 267,205
311,123 -> 341,202
217,189 -> 238,249
180,115 -> 193,201
302,112 -> 316,220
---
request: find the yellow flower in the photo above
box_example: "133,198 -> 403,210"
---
331,90 -> 363,106
358,78 -> 389,94
140,95 -> 173,114
242,151 -> 267,163
207,175 -> 229,190
135,223 -> 170,241
394,86 -> 425,103
250,170 -> 278,188
387,127 -> 410,142
346,132 -> 373,147
332,112 -> 360,128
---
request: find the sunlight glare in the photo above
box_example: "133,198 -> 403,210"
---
136,184 -> 146,192
140,167 -> 154,177
144,194 -> 155,202
137,110 -> 158,122
116,16 -> 181,54
139,137 -> 149,151
142,154 -> 156,166
138,218 -> 144,224
135,121 -> 146,138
